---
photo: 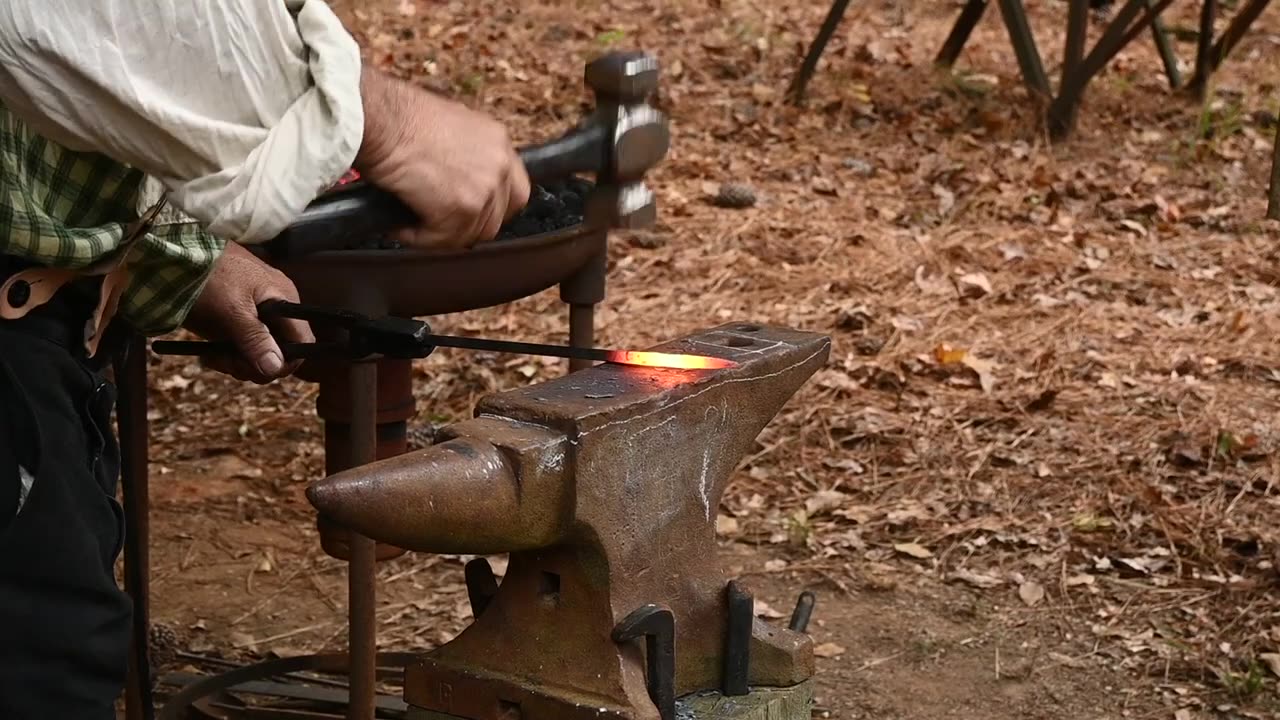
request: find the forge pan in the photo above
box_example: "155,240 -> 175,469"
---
255,224 -> 606,317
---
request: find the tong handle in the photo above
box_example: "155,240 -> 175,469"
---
265,129 -> 605,259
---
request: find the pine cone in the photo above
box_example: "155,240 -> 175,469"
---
713,183 -> 758,209
149,622 -> 181,670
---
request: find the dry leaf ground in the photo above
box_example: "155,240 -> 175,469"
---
136,1 -> 1280,718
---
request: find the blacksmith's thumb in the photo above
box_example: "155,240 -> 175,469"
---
233,310 -> 284,378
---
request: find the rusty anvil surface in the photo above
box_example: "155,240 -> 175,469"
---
307,323 -> 831,720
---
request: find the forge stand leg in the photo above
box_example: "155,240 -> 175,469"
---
347,361 -> 378,720
786,0 -> 854,103
561,236 -> 607,373
119,336 -> 153,720
936,0 -> 989,67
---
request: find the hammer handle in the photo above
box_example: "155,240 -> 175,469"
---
266,127 -> 607,259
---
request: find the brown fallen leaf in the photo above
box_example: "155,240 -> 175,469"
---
894,542 -> 933,559
814,642 -> 847,658
754,600 -> 786,620
1259,653 -> 1280,678
805,489 -> 849,515
957,272 -> 992,298
716,515 -> 739,537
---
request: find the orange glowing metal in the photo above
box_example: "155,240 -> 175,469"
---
605,350 -> 737,370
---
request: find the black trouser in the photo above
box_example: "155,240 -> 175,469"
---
0,265 -> 131,720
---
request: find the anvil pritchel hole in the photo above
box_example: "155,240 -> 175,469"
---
498,699 -> 522,719
735,324 -> 761,332
724,336 -> 755,348
539,571 -> 561,607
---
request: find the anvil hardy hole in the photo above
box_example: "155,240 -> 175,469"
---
498,699 -> 522,719
538,571 -> 561,607
724,335 -> 756,348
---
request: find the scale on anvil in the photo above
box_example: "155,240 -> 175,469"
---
123,50 -> 826,720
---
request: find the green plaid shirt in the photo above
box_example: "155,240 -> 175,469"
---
0,105 -> 226,336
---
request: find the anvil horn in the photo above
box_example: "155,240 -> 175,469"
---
306,416 -> 573,554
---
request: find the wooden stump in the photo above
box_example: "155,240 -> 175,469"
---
408,681 -> 814,720
677,682 -> 814,720
1268,120 -> 1280,221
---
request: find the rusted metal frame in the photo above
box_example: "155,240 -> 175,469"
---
935,0 -> 990,67
1187,0 -> 1274,97
995,0 -> 1052,100
786,0 -> 854,103
1048,0 -> 1176,138
347,361 -> 379,720
118,334 -> 154,720
1268,121 -> 1280,220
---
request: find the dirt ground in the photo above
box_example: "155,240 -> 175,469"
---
137,1 -> 1280,718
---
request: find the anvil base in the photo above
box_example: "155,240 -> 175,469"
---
407,681 -> 815,720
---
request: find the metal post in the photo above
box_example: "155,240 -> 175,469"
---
1053,0 -> 1089,137
787,0 -> 855,103
1188,0 -> 1273,94
936,0 -> 990,67
1194,0 -> 1218,99
347,360 -> 378,720
995,0 -> 1052,100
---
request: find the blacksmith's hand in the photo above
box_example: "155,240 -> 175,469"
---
183,243 -> 315,384
352,68 -> 531,250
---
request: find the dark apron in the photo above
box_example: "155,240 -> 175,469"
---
0,255 -> 131,720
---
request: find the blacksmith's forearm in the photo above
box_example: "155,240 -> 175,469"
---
0,0 -> 364,244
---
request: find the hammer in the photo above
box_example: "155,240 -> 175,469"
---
268,51 -> 669,258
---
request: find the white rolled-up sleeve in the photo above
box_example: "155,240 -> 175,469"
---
0,0 -> 364,244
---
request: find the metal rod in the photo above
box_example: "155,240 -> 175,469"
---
118,335 -> 153,720
1188,0 -> 1273,94
786,0 -> 855,103
1148,3 -> 1182,89
347,361 -> 378,720
789,591 -> 817,633
568,304 -> 596,373
1194,0 -> 1218,98
1054,0 -> 1090,138
995,0 -> 1052,100
723,582 -> 753,696
1268,121 -> 1280,221
935,0 -> 989,67
1049,0 -> 1176,138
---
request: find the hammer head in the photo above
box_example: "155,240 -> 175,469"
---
583,51 -> 670,230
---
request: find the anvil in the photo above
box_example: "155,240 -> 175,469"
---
307,322 -> 831,720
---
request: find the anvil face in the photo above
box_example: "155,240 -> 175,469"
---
308,323 -> 830,720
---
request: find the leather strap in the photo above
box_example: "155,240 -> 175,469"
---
0,198 -> 168,358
